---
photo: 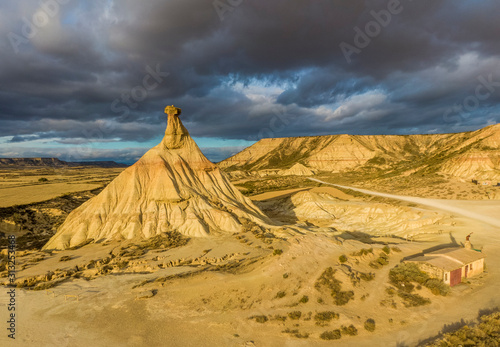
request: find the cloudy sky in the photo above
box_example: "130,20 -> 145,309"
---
1,0 -> 499,164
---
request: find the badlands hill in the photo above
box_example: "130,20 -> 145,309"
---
43,107 -> 268,250
0,157 -> 127,168
278,163 -> 316,176
219,123 -> 500,181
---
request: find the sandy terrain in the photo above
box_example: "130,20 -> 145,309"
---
1,189 -> 499,346
251,187 -> 353,202
0,168 -> 124,208
0,183 -> 103,208
250,188 -> 311,201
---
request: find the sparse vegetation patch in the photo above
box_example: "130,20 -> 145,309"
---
351,248 -> 373,257
389,263 -> 449,296
275,291 -> 286,299
282,328 -> 309,339
299,295 -> 309,304
320,329 -> 341,340
249,315 -> 268,323
341,324 -> 358,336
288,311 -> 302,320
397,291 -> 431,307
424,312 -> 500,346
315,267 -> 354,305
364,319 -> 376,332
314,311 -> 339,323
369,252 -> 389,269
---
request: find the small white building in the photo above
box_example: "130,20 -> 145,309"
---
405,247 -> 485,287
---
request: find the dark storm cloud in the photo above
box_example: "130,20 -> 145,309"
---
1,0 -> 500,162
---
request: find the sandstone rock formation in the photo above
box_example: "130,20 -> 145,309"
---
219,123 -> 500,180
43,106 -> 269,250
257,189 -> 451,236
278,163 -> 316,176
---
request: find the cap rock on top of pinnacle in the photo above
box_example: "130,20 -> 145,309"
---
43,105 -> 270,250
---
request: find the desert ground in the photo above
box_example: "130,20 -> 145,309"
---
1,165 -> 499,346
0,167 -> 123,207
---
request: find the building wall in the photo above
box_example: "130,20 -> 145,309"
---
416,263 -> 444,279
443,271 -> 450,285
465,258 -> 484,278
443,269 -> 463,286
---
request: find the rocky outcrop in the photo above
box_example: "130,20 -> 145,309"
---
278,163 -> 316,176
439,151 -> 500,180
219,124 -> 500,180
257,190 -> 451,236
43,108 -> 269,250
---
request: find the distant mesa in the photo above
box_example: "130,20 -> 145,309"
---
219,123 -> 500,181
0,157 -> 127,168
43,105 -> 269,250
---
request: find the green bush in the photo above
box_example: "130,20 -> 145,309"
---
315,267 -> 354,306
425,278 -> 450,296
359,272 -> 375,281
341,324 -> 358,336
275,291 -> 286,299
369,253 -> 390,269
272,315 -> 287,321
59,256 -> 72,262
38,177 -> 49,182
386,287 -> 397,296
397,291 -> 431,307
389,263 -> 428,287
339,254 -> 348,263
273,249 -> 283,256
351,248 -> 373,257
364,319 -> 376,332
320,329 -> 341,340
288,311 -> 302,320
250,315 -> 268,323
389,263 -> 449,296
333,290 -> 354,306
314,311 -> 339,322
299,295 -> 309,304
382,246 -> 391,254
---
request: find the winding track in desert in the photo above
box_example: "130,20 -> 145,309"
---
308,177 -> 500,229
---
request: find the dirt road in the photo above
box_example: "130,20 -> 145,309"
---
308,178 -> 500,229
